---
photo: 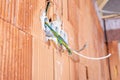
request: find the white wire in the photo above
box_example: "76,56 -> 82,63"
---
72,50 -> 111,60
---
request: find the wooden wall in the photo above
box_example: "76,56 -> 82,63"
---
0,0 -> 113,80
0,0 -> 33,80
108,41 -> 120,80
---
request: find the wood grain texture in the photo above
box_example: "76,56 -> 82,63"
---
0,0 -> 118,80
0,0 -> 32,80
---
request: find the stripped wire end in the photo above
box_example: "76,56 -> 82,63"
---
76,43 -> 87,52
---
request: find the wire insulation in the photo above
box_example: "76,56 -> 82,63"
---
72,50 -> 111,60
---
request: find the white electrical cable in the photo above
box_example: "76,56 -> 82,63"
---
72,50 -> 111,60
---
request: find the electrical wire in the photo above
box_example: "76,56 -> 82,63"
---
68,46 -> 111,60
73,50 -> 111,60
